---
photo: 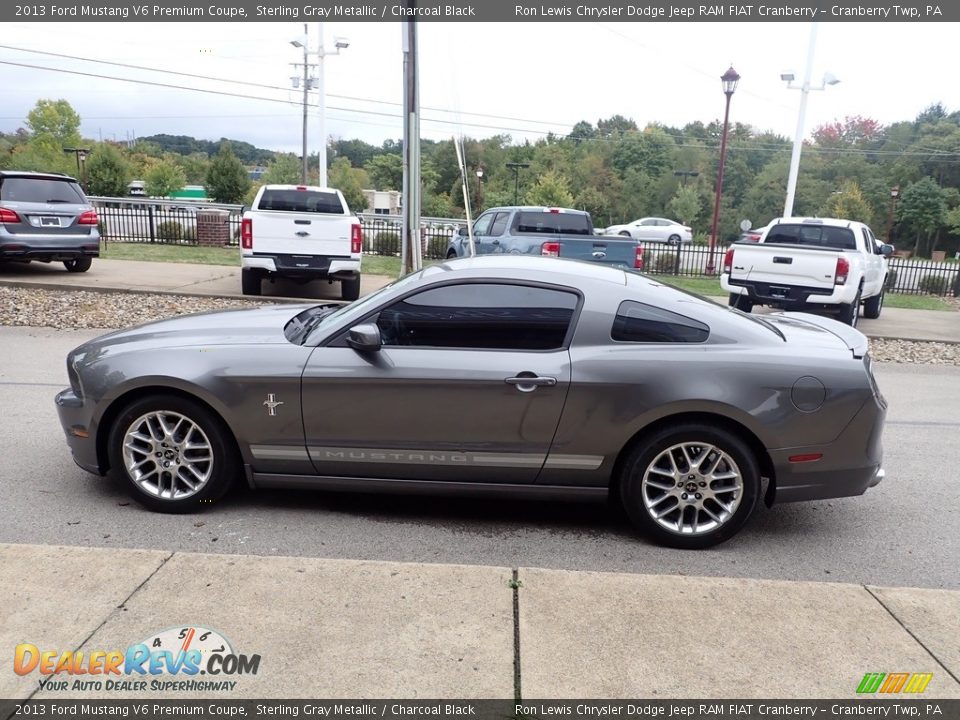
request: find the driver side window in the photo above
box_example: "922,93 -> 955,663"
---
473,213 -> 494,236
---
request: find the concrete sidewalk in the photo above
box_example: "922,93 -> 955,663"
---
3,543 -> 959,700
1,258 -> 958,342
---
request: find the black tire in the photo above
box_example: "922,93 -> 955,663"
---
241,268 -> 261,296
863,288 -> 884,319
838,289 -> 861,327
64,257 -> 92,273
667,234 -> 681,246
446,249 -> 458,260
619,231 -> 631,237
341,274 -> 361,301
728,293 -> 754,313
107,395 -> 239,514
619,423 -> 760,549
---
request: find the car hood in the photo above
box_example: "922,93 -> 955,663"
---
764,312 -> 869,358
76,303 -> 317,355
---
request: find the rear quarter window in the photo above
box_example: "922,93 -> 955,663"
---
612,301 -> 709,343
257,189 -> 345,214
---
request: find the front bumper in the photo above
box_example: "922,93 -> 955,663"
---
54,388 -> 103,475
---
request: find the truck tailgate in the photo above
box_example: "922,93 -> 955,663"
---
556,235 -> 637,268
248,211 -> 352,256
729,244 -> 839,289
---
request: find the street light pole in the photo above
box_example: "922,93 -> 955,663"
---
475,167 -> 484,210
782,22 -> 839,218
506,161 -> 529,205
707,66 -> 740,275
885,185 -> 900,242
674,170 -> 699,187
63,147 -> 90,190
290,26 -> 311,185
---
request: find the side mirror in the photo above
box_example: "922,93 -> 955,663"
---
346,323 -> 382,353
880,244 -> 894,257
457,226 -> 468,237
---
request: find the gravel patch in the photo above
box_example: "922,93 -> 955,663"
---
1,286 -> 959,365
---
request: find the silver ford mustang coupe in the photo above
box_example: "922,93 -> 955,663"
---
55,256 -> 886,549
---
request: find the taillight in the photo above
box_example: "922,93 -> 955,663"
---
723,248 -> 735,274
835,256 -> 850,285
0,207 -> 21,223
241,218 -> 253,249
541,241 -> 560,257
77,210 -> 98,225
634,245 -> 645,270
351,223 -> 362,254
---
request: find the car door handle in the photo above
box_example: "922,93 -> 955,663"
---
505,375 -> 557,392
491,239 -> 500,245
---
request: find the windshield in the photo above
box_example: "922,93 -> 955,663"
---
302,271 -> 424,344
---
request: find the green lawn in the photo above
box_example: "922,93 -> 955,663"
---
98,244 -> 955,310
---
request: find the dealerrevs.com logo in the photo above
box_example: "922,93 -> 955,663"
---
856,672 -> 933,694
15,626 -> 260,693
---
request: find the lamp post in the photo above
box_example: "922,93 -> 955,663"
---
63,147 -> 90,190
781,22 -> 839,218
475,167 -> 484,209
706,66 -> 740,275
674,170 -> 699,187
885,185 -> 900,242
315,24 -> 349,188
506,161 -> 529,204
290,27 -> 311,185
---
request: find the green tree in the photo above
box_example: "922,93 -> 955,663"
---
820,181 -> 873,225
85,144 -> 130,197
366,153 -> 404,190
206,143 -> 250,204
668,185 -> 702,227
145,160 -> 186,198
328,157 -> 368,213
524,171 -> 575,207
897,177 -> 947,257
261,153 -> 302,185
26,99 -> 82,150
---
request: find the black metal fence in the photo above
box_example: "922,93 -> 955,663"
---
89,199 -> 960,296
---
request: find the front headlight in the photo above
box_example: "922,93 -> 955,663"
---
67,353 -> 83,397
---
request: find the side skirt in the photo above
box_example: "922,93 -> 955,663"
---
247,468 -> 610,503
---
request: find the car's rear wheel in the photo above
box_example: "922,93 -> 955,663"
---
619,231 -> 631,237
619,424 -> 760,549
446,249 -> 458,259
728,293 -> 753,313
64,257 -> 92,273
107,395 -> 239,513
863,288 -> 884,319
838,289 -> 861,327
341,274 -> 361,301
667,234 -> 681,246
241,268 -> 261,296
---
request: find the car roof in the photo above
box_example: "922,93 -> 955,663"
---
772,217 -> 862,228
482,206 -> 590,216
0,170 -> 79,182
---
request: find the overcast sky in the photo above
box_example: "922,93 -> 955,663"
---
2,21 -> 958,154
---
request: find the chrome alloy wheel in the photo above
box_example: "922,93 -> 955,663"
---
641,442 -> 743,536
121,410 -> 213,501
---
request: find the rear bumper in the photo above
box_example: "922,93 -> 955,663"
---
0,241 -> 100,261
242,253 -> 360,279
770,394 -> 886,504
722,276 -> 854,307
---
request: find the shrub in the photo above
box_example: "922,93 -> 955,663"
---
918,275 -> 949,295
692,232 -> 709,247
156,220 -> 185,242
652,252 -> 679,274
426,235 -> 448,260
97,219 -> 108,241
884,269 -> 898,291
374,231 -> 400,256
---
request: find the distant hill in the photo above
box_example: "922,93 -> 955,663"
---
139,134 -> 276,165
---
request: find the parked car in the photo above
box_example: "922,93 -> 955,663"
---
0,170 -> 100,272
447,206 -> 643,270
739,224 -> 768,243
55,256 -> 886,549
603,217 -> 693,245
241,184 -> 362,300
721,217 -> 892,327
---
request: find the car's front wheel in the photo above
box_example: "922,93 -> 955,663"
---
863,288 -> 884,319
619,424 -> 760,549
667,234 -> 681,246
619,231 -> 631,238
64,257 -> 92,273
107,395 -> 239,513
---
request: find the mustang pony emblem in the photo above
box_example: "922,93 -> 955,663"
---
263,394 -> 284,416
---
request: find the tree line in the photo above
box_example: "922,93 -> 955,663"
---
2,99 -> 959,257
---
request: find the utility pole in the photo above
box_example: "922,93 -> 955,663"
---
401,15 -> 421,274
290,24 -> 315,185
506,162 -> 529,205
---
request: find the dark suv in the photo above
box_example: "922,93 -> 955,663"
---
0,171 -> 100,272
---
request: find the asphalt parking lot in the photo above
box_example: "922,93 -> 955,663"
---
1,325 -> 957,590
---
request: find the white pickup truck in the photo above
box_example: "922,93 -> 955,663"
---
240,184 -> 363,300
720,217 -> 894,327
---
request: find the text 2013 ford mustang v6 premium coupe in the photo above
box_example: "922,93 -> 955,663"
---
55,256 -> 886,549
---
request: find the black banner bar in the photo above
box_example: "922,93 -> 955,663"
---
2,0 -> 957,23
